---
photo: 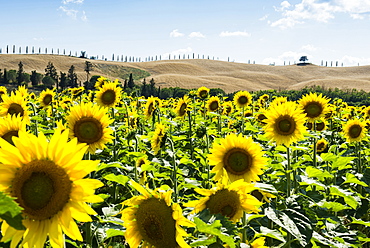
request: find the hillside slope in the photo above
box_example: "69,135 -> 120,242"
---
1,54 -> 370,93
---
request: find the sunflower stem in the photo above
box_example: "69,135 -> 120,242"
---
205,132 -> 211,189
187,111 -> 194,160
286,146 -> 292,245
134,136 -> 139,183
241,106 -> 245,134
168,137 -> 178,202
286,146 -> 291,198
242,212 -> 247,243
111,108 -> 117,161
30,102 -> 39,135
356,142 -> 363,195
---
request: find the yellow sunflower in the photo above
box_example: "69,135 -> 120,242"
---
144,96 -> 158,119
95,80 -> 122,108
197,86 -> 210,99
206,96 -> 220,112
0,91 -> 30,122
0,114 -> 28,145
270,96 -> 287,106
233,91 -> 252,108
39,88 -> 56,108
316,138 -> 328,153
0,129 -> 103,248
94,76 -> 109,89
362,106 -> 370,119
342,119 -> 367,143
185,175 -> 262,222
66,102 -> 114,153
15,85 -> 28,98
175,95 -> 191,118
151,122 -> 166,154
263,101 -> 307,146
121,180 -> 195,248
222,101 -> 234,116
29,92 -> 37,101
70,87 -> 84,99
298,92 -> 330,122
208,133 -> 267,183
136,156 -> 151,184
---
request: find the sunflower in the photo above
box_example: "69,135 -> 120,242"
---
362,106 -> 370,119
222,101 -> 234,116
185,175 -> 262,222
0,129 -> 103,248
0,91 -> 30,122
95,76 -> 109,89
175,95 -> 191,118
298,92 -> 330,122
39,88 -> 56,108
151,123 -> 166,154
16,85 -> 28,98
197,86 -> 209,99
70,87 -> 85,99
66,102 -> 114,153
270,96 -> 287,106
0,114 -> 28,145
263,101 -> 307,146
144,96 -> 158,119
60,97 -> 73,110
29,92 -> 37,101
136,156 -> 151,184
206,96 -> 220,112
342,119 -> 367,143
121,180 -> 195,248
95,80 -> 122,108
233,91 -> 252,108
208,133 -> 267,183
316,138 -> 328,153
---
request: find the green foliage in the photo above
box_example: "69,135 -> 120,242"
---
0,191 -> 25,230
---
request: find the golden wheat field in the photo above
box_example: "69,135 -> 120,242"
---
1,54 -> 370,93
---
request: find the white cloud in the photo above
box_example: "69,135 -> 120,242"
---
338,55 -> 370,66
62,0 -> 84,4
271,0 -> 370,29
219,31 -> 251,37
259,14 -> 269,21
58,6 -> 78,19
169,29 -> 184,38
81,11 -> 87,21
188,32 -> 205,38
301,44 -> 317,51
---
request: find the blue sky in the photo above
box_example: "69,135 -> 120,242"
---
2,0 -> 370,66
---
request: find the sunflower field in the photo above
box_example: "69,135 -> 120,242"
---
1,78 -> 370,248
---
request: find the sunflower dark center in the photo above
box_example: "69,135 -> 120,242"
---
7,103 -> 24,116
199,90 -> 208,99
276,116 -> 296,135
206,189 -> 240,219
349,124 -> 362,138
43,94 -> 53,106
316,122 -> 325,131
238,96 -> 248,105
12,160 -> 72,220
136,198 -> 177,248
2,130 -> 19,145
224,148 -> 252,175
209,101 -> 219,111
101,89 -> 116,105
74,117 -> 103,144
179,102 -> 187,116
304,102 -> 323,118
316,141 -> 326,152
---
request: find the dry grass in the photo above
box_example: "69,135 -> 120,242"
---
1,54 -> 370,93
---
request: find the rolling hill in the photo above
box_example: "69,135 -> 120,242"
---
1,54 -> 370,93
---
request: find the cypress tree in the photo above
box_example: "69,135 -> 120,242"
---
127,73 -> 135,88
16,61 -> 25,86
